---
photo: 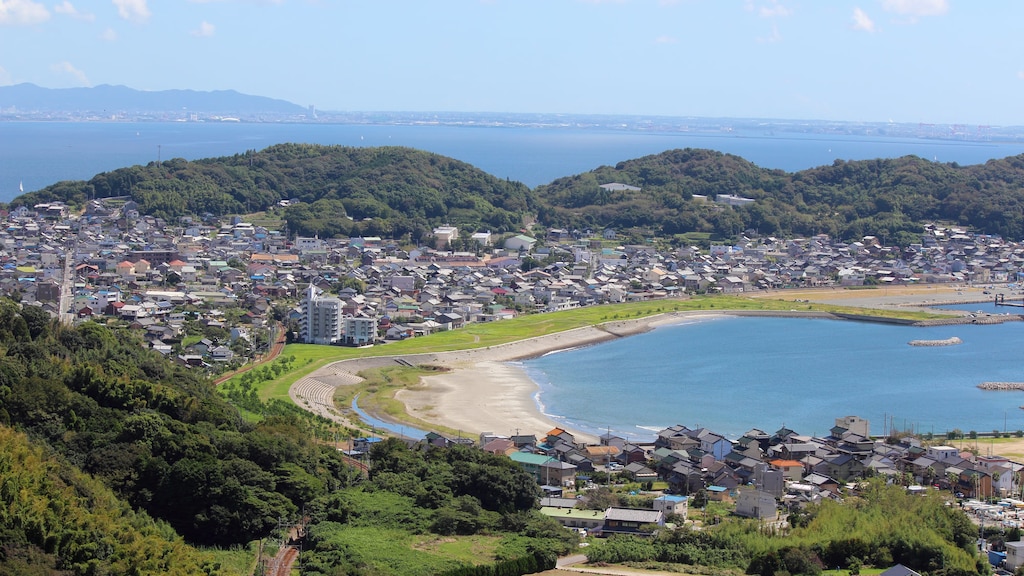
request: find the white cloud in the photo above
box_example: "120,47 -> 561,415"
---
99,27 -> 117,41
851,7 -> 875,33
0,0 -> 50,25
54,1 -> 94,21
112,0 -> 150,23
0,65 -> 11,85
51,61 -> 90,86
191,20 -> 215,37
1018,71 -> 1024,81
881,0 -> 948,17
759,1 -> 791,18
654,35 -> 678,44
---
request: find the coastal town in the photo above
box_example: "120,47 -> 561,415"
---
4,193 -> 1024,362
6,194 -> 1024,572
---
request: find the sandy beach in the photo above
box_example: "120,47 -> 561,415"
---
293,284 -> 1011,444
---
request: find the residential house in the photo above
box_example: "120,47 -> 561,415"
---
509,452 -> 555,482
599,508 -> 664,537
652,495 -> 688,519
734,488 -> 778,520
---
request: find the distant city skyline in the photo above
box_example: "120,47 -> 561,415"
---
2,1 -> 1022,125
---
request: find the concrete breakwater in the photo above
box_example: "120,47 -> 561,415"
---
978,382 -> 1024,391
908,336 -> 962,347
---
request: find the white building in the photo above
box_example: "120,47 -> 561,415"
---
926,445 -> 959,462
1007,541 -> 1024,571
302,284 -> 343,345
504,234 -> 537,252
471,231 -> 492,246
342,315 -> 378,346
433,226 -> 459,249
734,488 -> 778,520
835,415 -> 870,438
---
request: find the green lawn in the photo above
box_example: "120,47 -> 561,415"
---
408,534 -> 502,566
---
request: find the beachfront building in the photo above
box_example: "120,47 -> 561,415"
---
302,284 -> 343,345
509,452 -> 556,483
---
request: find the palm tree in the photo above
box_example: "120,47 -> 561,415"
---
947,472 -> 959,497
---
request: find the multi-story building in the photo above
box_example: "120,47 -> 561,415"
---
301,284 -> 343,345
342,315 -> 377,346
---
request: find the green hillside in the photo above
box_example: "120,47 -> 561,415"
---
0,300 -> 360,552
15,143 -> 533,241
0,424 -> 223,575
14,144 -> 1024,243
535,149 -> 1024,243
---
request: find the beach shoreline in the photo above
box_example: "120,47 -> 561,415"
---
294,284 -> 1017,444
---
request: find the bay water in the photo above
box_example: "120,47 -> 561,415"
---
523,314 -> 1024,441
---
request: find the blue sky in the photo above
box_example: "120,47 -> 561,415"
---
1,0 -> 1022,125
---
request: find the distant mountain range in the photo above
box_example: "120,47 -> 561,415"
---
0,83 -> 308,117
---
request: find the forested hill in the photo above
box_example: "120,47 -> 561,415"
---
0,300 -> 577,575
535,149 -> 1024,244
15,143 -> 534,241
0,300 -> 361,573
14,144 -> 1024,242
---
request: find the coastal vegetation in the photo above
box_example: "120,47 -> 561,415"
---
300,438 -> 575,575
584,481 -> 984,576
14,144 -> 1024,243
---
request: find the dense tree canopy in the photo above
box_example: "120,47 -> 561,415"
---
16,144 -> 1024,244
535,149 -> 1024,243
13,144 -> 532,241
0,299 -> 359,549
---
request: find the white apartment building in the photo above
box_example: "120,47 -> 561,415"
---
302,284 -> 343,345
342,315 -> 378,346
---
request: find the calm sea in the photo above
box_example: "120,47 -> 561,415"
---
523,314 -> 1024,441
5,121 -> 1024,202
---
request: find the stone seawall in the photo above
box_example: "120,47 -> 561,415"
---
914,315 -> 1023,327
978,382 -> 1024,391
909,337 -> 962,347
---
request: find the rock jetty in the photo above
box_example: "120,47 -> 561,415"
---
978,382 -> 1024,391
908,336 -> 962,347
